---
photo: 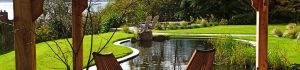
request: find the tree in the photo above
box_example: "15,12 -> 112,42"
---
269,0 -> 300,23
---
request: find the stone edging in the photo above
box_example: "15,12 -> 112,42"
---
113,39 -> 140,63
168,36 -> 257,47
234,39 -> 257,47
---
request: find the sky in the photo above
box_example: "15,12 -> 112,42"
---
0,0 -> 12,2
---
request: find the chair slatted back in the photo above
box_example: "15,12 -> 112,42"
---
186,49 -> 215,70
92,52 -> 123,70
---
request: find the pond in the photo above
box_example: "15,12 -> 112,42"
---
119,38 -> 216,70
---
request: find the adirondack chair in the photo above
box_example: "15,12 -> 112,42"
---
92,52 -> 122,70
186,49 -> 216,70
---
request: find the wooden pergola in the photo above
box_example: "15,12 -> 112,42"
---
14,0 -> 86,70
13,0 -> 268,70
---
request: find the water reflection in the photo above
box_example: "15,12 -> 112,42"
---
121,39 -> 213,70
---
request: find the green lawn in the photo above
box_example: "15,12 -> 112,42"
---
1,25 -> 299,69
0,32 -> 133,70
235,36 -> 300,64
154,25 -> 257,34
154,24 -> 300,65
154,24 -> 286,35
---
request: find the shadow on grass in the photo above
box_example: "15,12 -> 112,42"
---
290,64 -> 300,70
0,49 -> 14,55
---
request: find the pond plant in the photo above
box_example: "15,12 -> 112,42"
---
209,36 -> 255,69
210,36 -> 290,69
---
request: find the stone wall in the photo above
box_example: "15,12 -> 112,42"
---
0,10 -> 13,53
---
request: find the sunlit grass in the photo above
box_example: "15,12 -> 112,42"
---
1,25 -> 299,69
0,32 -> 133,70
154,25 -> 257,34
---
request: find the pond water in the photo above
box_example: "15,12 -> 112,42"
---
120,38 -> 215,70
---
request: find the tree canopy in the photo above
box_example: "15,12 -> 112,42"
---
99,0 -> 300,25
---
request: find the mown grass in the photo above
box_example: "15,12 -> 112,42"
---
213,36 -> 290,69
235,36 -> 300,65
154,25 -> 257,34
0,32 -> 133,70
1,24 -> 299,69
154,24 -> 286,35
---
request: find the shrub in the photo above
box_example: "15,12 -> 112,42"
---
297,32 -> 300,43
197,18 -> 208,27
180,21 -> 188,29
271,28 -> 283,37
36,25 -> 56,42
191,24 -> 201,28
154,23 -> 163,30
268,46 -> 290,69
195,18 -> 201,24
100,13 -> 122,33
186,25 -> 192,29
208,14 -> 217,22
189,16 -> 195,23
229,13 -> 255,25
283,23 -> 299,39
121,25 -> 130,33
162,22 -> 169,30
286,23 -> 297,30
283,29 -> 298,39
219,19 -> 228,25
168,23 -> 178,30
209,22 -> 218,26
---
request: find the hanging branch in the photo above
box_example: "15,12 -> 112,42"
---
33,30 -> 71,70
85,0 -> 138,69
85,0 -> 95,69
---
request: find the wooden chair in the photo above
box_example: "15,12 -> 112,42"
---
92,52 -> 122,70
186,49 -> 216,70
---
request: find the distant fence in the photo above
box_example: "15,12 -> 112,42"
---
0,21 -> 14,53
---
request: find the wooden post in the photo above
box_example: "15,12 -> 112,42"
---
13,0 -> 43,70
72,0 -> 87,70
252,0 -> 268,70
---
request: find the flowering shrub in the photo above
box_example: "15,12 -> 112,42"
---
272,28 -> 283,37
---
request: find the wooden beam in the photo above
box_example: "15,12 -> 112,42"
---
13,0 -> 43,70
258,0 -> 268,69
252,0 -> 268,70
72,0 -> 87,70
